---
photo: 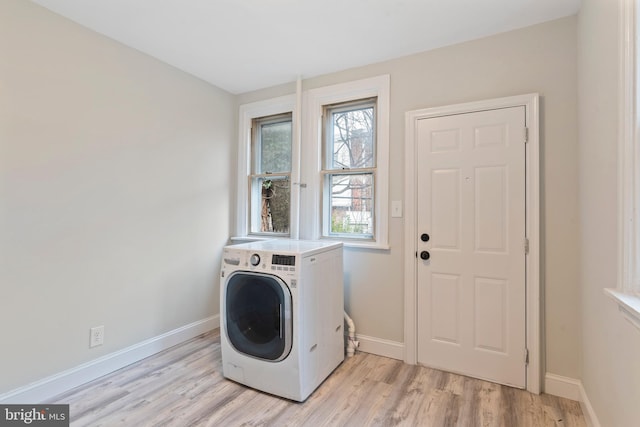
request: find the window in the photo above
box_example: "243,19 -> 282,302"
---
235,75 -> 389,249
236,95 -> 297,238
607,0 -> 640,327
619,0 -> 640,296
250,113 -> 292,235
304,75 -> 390,248
322,98 -> 377,239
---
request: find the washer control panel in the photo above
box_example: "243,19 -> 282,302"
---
221,248 -> 298,275
272,254 -> 295,266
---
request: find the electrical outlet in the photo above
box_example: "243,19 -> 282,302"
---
90,326 -> 104,348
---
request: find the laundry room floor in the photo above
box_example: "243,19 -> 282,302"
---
51,330 -> 585,426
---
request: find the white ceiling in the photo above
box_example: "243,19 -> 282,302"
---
30,0 -> 581,94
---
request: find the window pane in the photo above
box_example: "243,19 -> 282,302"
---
251,176 -> 290,234
330,106 -> 374,169
260,121 -> 291,173
328,173 -> 373,237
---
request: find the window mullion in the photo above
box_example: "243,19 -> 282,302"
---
320,167 -> 376,175
250,172 -> 292,179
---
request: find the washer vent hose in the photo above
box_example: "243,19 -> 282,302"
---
344,311 -> 359,357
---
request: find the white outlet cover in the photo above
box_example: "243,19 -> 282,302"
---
391,200 -> 403,218
90,326 -> 104,348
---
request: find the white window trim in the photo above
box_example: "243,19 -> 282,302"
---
235,95 -> 298,238
608,0 -> 640,329
302,75 -> 390,249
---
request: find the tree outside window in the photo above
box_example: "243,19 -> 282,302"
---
250,114 -> 292,235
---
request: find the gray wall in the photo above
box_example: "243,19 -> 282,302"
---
237,16 -> 581,380
0,0 -> 234,394
1,0 -> 587,400
577,0 -> 640,425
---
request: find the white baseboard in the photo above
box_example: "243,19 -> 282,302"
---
578,382 -> 601,427
355,334 -> 404,360
0,315 -> 219,404
544,373 -> 582,401
544,373 -> 600,427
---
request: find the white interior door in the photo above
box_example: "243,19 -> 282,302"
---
416,106 -> 527,388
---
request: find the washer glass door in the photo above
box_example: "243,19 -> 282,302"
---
225,272 -> 292,361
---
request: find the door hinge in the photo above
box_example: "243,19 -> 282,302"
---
524,127 -> 529,144
525,348 -> 529,365
524,238 -> 530,255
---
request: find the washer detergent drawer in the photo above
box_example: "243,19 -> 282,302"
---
224,272 -> 292,361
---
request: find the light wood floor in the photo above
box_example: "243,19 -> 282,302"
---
52,330 -> 585,426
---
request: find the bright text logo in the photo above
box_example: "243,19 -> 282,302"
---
0,405 -> 69,426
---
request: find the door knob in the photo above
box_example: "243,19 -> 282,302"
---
420,251 -> 430,260
421,233 -> 430,242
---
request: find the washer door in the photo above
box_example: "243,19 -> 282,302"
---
224,271 -> 292,362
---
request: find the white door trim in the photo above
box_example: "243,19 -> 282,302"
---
403,93 -> 541,393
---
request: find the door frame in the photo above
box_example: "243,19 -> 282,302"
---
403,93 -> 541,393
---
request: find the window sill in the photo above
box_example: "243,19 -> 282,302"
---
340,241 -> 390,251
229,236 -> 274,243
229,236 -> 390,251
604,288 -> 640,331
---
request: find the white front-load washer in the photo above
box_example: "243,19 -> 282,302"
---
220,239 -> 344,402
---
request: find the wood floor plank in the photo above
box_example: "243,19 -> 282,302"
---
51,330 -> 586,427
